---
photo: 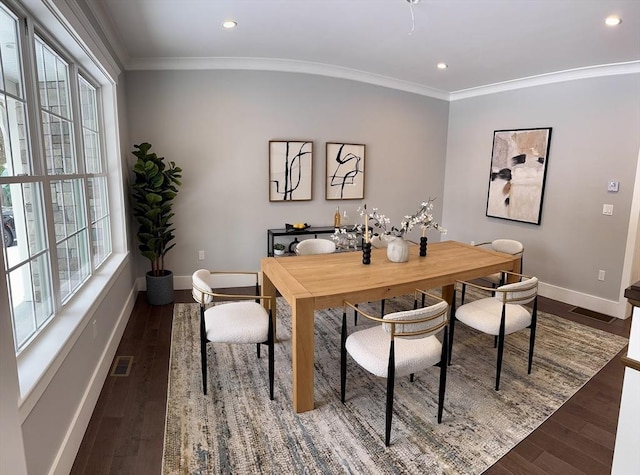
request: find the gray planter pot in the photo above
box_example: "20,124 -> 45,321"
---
146,270 -> 174,305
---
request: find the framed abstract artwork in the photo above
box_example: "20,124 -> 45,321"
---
269,140 -> 313,201
325,142 -> 365,200
486,127 -> 552,225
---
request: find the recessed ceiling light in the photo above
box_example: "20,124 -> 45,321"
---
436,63 -> 448,70
222,20 -> 237,29
605,16 -> 622,26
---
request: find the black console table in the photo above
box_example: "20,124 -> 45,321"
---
267,226 -> 338,256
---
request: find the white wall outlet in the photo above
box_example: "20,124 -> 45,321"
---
598,270 -> 606,281
198,250 -> 205,260
607,181 -> 619,192
602,204 -> 614,216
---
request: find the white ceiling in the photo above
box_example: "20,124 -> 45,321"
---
88,0 -> 640,98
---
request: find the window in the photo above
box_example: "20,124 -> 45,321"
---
0,2 -> 112,352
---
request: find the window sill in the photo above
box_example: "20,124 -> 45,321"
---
17,252 -> 128,421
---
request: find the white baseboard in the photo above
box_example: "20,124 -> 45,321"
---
49,287 -> 137,475
539,281 -> 630,320
145,274 -> 259,291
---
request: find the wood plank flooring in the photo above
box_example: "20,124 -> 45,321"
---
70,290 -> 631,474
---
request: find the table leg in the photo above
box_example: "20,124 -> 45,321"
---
506,256 -> 522,283
292,297 -> 315,413
442,284 -> 454,304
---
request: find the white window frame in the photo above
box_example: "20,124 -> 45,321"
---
0,0 -> 128,414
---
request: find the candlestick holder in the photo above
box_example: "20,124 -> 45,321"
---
419,236 -> 428,257
362,241 -> 372,265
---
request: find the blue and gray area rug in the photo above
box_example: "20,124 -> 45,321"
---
162,295 -> 627,474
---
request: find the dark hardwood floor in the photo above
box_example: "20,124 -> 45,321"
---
70,290 -> 631,474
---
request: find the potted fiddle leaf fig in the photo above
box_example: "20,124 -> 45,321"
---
131,142 -> 182,305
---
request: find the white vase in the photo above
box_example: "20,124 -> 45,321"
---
386,237 -> 410,263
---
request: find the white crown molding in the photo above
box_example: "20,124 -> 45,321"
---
28,0 -> 122,83
125,56 -> 451,101
82,0 -> 130,71
450,61 -> 640,101
125,56 -> 640,102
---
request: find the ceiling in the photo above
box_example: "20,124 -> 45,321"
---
88,0 -> 640,98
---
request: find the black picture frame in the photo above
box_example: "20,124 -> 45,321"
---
325,142 -> 365,200
486,127 -> 552,225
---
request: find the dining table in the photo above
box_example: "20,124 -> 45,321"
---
260,239 -> 521,413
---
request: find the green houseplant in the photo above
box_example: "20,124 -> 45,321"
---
131,142 -> 182,305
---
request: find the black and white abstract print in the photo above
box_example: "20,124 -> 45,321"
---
326,142 -> 365,200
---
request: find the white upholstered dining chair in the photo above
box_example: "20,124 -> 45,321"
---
461,239 -> 524,304
295,238 -> 336,255
449,271 -> 538,391
341,291 -> 449,446
191,269 -> 276,399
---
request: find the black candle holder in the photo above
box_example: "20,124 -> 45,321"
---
362,241 -> 372,265
419,236 -> 428,257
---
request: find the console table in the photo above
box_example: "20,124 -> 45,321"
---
266,226 -> 336,256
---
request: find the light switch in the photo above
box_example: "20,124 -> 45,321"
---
602,204 -> 614,216
607,181 -> 619,192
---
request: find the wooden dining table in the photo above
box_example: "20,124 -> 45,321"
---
260,240 -> 521,413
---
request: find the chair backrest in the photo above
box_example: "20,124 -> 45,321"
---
382,300 -> 448,339
295,238 -> 336,255
192,269 -> 213,305
491,239 -> 524,256
495,276 -> 538,305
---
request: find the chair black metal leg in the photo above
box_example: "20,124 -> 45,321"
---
495,307 -> 507,391
438,327 -> 449,423
496,335 -> 505,390
353,303 -> 358,326
341,310 -> 348,403
460,283 -> 466,305
257,342 -> 261,358
200,306 -> 208,395
448,289 -> 457,366
381,299 -> 385,317
410,373 -> 414,382
201,340 -> 208,395
528,298 -> 538,374
494,335 -> 498,348
385,341 -> 396,447
268,310 -> 275,400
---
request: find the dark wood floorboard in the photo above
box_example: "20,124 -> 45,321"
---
71,291 -> 631,474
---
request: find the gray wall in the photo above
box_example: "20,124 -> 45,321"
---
443,74 -> 640,307
125,70 -> 450,277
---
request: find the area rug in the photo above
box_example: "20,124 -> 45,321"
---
162,295 -> 628,475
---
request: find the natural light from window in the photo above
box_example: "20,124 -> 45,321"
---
0,1 -> 112,353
